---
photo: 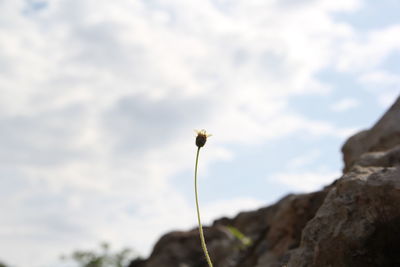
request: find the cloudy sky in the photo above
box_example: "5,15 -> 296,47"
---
0,0 -> 399,266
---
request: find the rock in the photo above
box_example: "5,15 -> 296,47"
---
131,191 -> 328,267
128,258 -> 146,267
342,96 -> 400,172
287,166 -> 400,267
354,145 -> 400,168
237,191 -> 328,267
138,226 -> 243,267
129,95 -> 400,267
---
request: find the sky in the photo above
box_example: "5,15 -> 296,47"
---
0,0 -> 399,266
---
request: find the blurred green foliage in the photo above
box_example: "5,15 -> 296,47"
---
61,242 -> 137,267
226,226 -> 252,248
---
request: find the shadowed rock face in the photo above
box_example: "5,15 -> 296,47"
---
130,96 -> 400,267
342,96 -> 400,172
131,191 -> 329,267
288,166 -> 400,267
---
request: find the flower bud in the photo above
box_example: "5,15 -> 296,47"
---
195,129 -> 211,148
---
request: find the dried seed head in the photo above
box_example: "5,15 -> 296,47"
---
195,129 -> 211,148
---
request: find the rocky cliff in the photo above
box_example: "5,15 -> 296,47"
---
130,96 -> 400,267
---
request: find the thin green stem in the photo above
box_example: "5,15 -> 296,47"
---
194,147 -> 213,267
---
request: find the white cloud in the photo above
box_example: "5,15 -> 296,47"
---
357,71 -> 400,108
1,0 -> 396,266
287,150 -> 322,169
377,92 -> 400,108
202,197 -> 265,225
358,70 -> 400,108
332,24 -> 400,109
358,71 -> 400,85
330,98 -> 360,112
271,170 -> 341,192
336,25 -> 400,73
276,150 -> 342,192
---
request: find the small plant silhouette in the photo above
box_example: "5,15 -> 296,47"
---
60,242 -> 137,267
194,129 -> 213,267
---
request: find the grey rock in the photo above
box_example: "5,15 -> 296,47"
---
132,191 -> 328,267
342,96 -> 400,172
355,145 -> 400,168
287,166 -> 400,267
138,226 -> 238,267
130,95 -> 400,267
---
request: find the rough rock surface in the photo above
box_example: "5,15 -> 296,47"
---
288,166 -> 400,267
342,96 -> 400,172
130,96 -> 400,267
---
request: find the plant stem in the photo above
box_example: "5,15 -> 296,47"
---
194,147 -> 213,267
